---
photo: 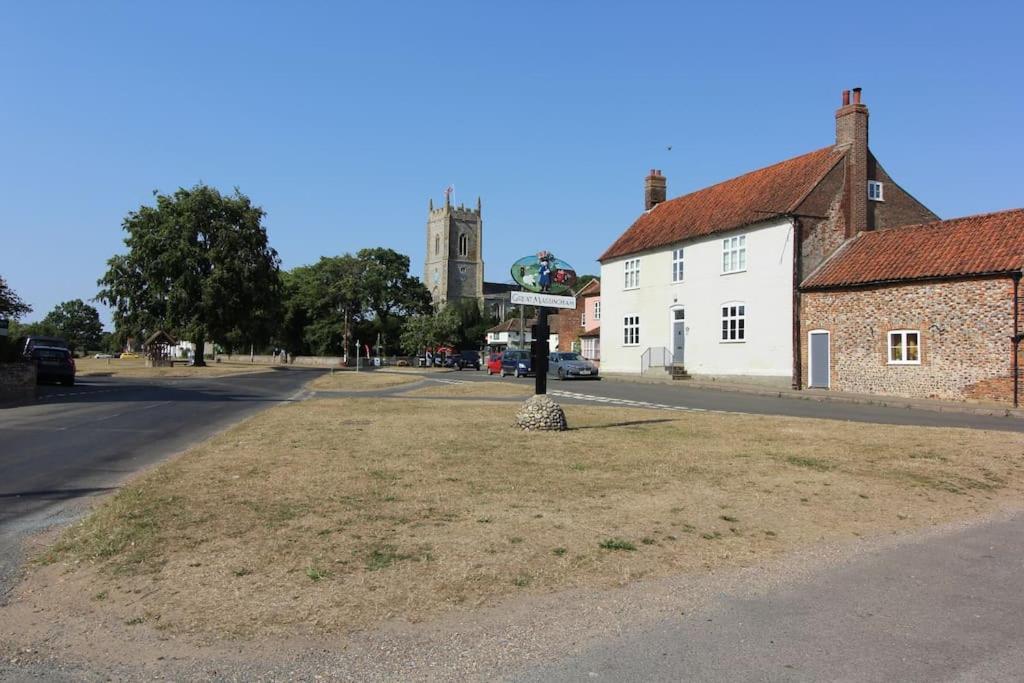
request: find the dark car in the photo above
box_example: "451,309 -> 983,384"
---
19,335 -> 70,356
500,349 -> 533,378
29,345 -> 76,385
455,350 -> 481,370
548,351 -> 600,380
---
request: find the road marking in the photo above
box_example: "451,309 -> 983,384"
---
548,389 -> 718,414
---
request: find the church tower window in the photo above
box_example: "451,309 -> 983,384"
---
458,233 -> 468,257
434,234 -> 440,255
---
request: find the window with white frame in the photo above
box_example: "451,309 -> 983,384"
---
623,315 -> 640,345
594,300 -> 601,321
888,330 -> 920,364
868,180 -> 884,201
623,259 -> 640,289
721,303 -> 746,342
672,248 -> 684,282
722,235 -> 747,274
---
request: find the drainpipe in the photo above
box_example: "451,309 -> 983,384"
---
792,217 -> 803,390
1013,272 -> 1021,408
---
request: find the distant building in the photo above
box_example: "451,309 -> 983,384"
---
424,193 -> 515,317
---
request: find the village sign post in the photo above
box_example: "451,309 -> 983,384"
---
510,251 -> 577,396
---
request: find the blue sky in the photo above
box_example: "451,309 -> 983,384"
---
2,1 -> 1021,326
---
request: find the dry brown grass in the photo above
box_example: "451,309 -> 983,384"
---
75,358 -> 283,378
38,397 -> 1024,638
306,370 -> 423,391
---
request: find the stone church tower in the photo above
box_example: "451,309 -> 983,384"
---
424,192 -> 484,306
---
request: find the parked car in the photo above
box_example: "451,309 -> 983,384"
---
120,352 -> 141,359
443,353 -> 461,368
485,352 -> 503,375
500,349 -> 534,378
29,345 -> 76,385
548,351 -> 600,380
20,335 -> 69,356
455,350 -> 481,370
94,353 -> 113,359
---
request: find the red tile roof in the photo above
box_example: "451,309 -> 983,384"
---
802,208 -> 1024,289
600,146 -> 845,262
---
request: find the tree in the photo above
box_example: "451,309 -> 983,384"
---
97,184 -> 282,365
400,306 -> 460,355
276,248 -> 431,358
41,299 -> 104,353
0,276 -> 31,320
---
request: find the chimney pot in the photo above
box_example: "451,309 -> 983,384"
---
842,89 -> 850,106
852,87 -> 862,104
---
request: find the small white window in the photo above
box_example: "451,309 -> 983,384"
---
722,235 -> 747,274
721,303 -> 746,342
868,180 -> 884,201
888,330 -> 920,364
594,300 -> 601,321
623,315 -> 640,346
624,259 -> 641,289
672,248 -> 684,282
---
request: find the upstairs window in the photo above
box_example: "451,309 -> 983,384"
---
721,303 -> 746,342
458,233 -> 468,256
868,180 -> 884,201
672,248 -> 684,282
888,330 -> 920,364
624,258 -> 641,289
581,311 -> 586,328
594,300 -> 601,321
722,235 -> 747,274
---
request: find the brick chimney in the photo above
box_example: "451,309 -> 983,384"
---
835,87 -> 869,235
644,169 -> 666,211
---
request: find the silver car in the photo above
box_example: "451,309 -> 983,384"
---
548,352 -> 600,380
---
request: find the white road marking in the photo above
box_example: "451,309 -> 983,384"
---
548,389 -> 726,414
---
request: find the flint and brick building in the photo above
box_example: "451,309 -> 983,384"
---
598,88 -> 1022,404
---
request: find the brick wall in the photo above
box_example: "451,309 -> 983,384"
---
867,155 -> 939,230
801,277 -> 1017,402
0,362 -> 36,404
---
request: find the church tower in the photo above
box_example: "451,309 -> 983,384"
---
424,191 -> 484,307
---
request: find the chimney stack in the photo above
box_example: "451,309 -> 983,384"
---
835,87 -> 870,235
644,169 -> 667,211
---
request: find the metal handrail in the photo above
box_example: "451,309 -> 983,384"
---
640,346 -> 672,373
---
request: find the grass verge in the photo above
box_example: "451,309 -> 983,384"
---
306,370 -> 422,391
36,396 -> 1024,638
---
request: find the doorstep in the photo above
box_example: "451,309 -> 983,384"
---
600,372 -> 1024,420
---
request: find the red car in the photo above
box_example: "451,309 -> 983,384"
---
486,352 -> 503,375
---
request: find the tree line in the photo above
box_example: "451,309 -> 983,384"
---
2,184 -> 516,363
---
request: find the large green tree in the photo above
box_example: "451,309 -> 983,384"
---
277,248 -> 431,358
41,299 -> 104,353
0,276 -> 31,320
400,306 -> 460,355
97,185 -> 282,365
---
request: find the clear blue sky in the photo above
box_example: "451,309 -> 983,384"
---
3,1 -> 1021,327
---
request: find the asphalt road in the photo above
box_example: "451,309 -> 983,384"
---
441,370 -> 1024,432
512,511 -> 1024,682
0,368 -> 321,599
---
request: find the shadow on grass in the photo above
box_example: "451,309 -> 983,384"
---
570,418 -> 676,430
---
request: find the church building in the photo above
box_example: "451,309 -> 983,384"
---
424,192 -> 516,318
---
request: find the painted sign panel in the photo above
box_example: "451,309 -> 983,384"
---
511,251 -> 577,295
510,291 -> 576,309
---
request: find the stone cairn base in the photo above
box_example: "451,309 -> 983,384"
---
515,394 -> 568,431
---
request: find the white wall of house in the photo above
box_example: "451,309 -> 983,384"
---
598,218 -> 794,376
486,329 -> 559,352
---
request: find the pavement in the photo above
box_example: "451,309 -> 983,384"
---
0,367 -> 322,601
510,510 -> 1024,682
